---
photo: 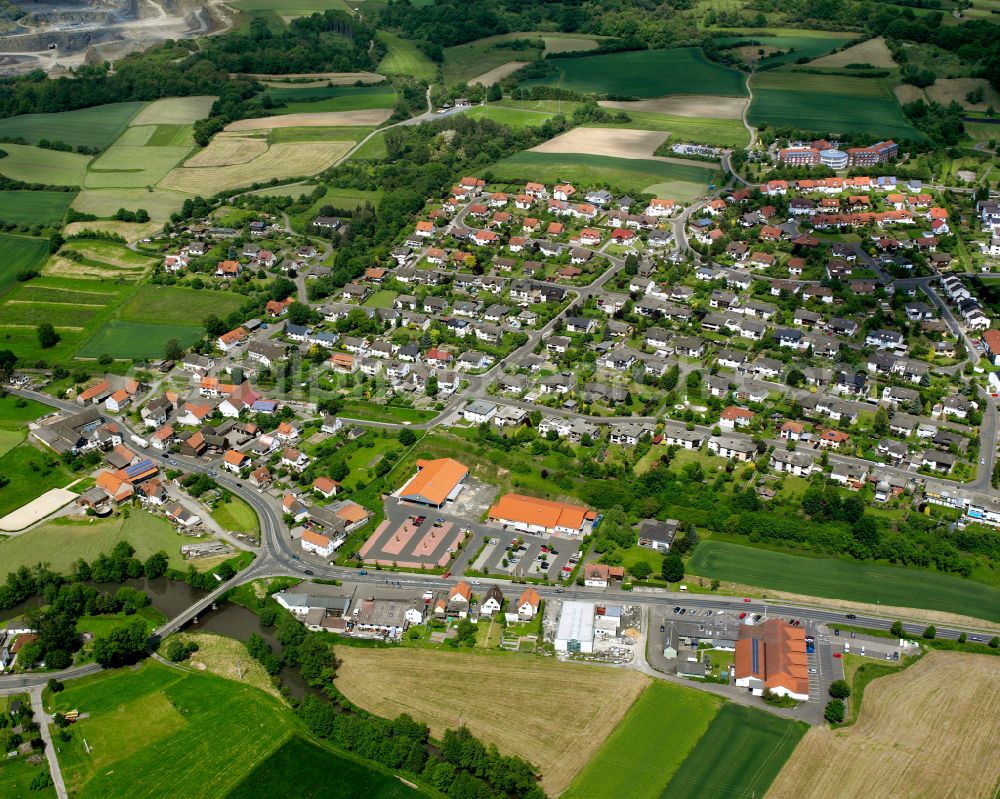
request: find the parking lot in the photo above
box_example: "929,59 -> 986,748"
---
473,532 -> 581,580
359,513 -> 467,568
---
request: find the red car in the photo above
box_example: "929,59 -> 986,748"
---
833,652 -> 843,659
743,597 -> 751,603
739,612 -> 747,619
442,571 -> 451,579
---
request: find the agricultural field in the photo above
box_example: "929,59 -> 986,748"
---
226,110 -> 392,130
443,31 -> 601,85
590,110 -> 751,148
768,652 -> 1000,799
489,151 -> 717,202
0,274 -> 134,364
0,143 -> 91,186
130,96 -> 217,126
0,102 -> 145,149
250,71 -> 385,86
599,95 -> 747,119
348,130 -> 387,160
659,704 -> 807,799
265,84 -> 397,114
564,681 -> 720,799
335,646 -> 650,795
44,239 -> 155,280
688,541 -> 1000,622
71,187 -> 192,224
76,320 -> 203,360
48,660 -> 421,799
268,125 -> 373,143
715,33 -> 858,69
377,30 -> 437,82
522,47 -> 748,98
85,124 -> 195,189
119,284 -> 246,326
0,233 -> 51,297
159,140 -> 354,194
463,105 -> 557,128
748,71 -> 923,139
809,36 -> 896,68
0,511 -> 199,578
169,632 -> 279,698
0,190 -> 75,226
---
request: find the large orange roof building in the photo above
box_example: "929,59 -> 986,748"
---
734,619 -> 810,701
398,458 -> 469,508
488,493 -> 594,537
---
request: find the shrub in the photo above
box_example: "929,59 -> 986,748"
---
824,699 -> 845,724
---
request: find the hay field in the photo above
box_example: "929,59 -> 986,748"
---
600,95 -> 747,119
469,61 -> 529,86
129,96 -> 217,125
335,647 -> 649,795
184,135 -> 270,167
225,109 -> 392,130
0,102 -> 144,149
0,143 -> 90,186
926,78 -> 1000,111
72,187 -> 191,225
84,139 -> 193,189
767,653 -> 1000,799
809,37 -> 895,68
531,127 -> 668,159
160,140 -> 353,193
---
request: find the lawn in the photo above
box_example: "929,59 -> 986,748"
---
620,545 -> 664,576
0,143 -> 90,186
488,151 -> 716,201
377,30 -> 437,82
211,497 -> 260,534
335,646 -> 650,796
0,443 -> 74,519
523,47 -> 747,98
338,400 -> 437,424
0,102 -> 145,149
688,540 -> 1000,622
76,320 -> 203,360
0,393 -> 50,425
563,681 -> 721,799
118,284 -> 246,326
660,703 -> 808,799
361,289 -> 398,308
341,437 -> 402,489
0,511 -> 200,578
0,233 -> 51,298
49,660 -> 430,799
266,84 -> 397,113
0,753 -> 57,799
464,105 -> 557,128
76,607 -> 166,638
0,190 -> 76,226
226,736 -> 426,798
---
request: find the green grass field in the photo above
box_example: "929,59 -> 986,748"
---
348,131 -> 387,160
0,443 -> 74,519
0,190 -> 76,226
211,497 -> 260,534
588,110 -> 751,148
564,682 -> 720,799
0,102 -> 145,149
0,233 -> 51,297
523,47 -> 747,98
488,151 -> 716,201
338,400 -> 437,424
118,284 -> 246,326
266,84 -> 397,114
0,143 -> 90,186
268,125 -> 373,143
50,660 -> 429,799
377,31 -> 437,83
227,736 -> 424,798
0,393 -> 49,425
443,40 -> 541,85
689,540 -> 1000,621
659,704 -> 807,799
716,33 -> 858,69
0,753 -> 57,799
71,187 -> 193,223
464,105 -> 557,128
84,125 -> 193,189
0,511 -> 200,577
748,72 -> 922,139
76,320 -> 203,360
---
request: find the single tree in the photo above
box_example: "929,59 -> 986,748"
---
398,428 -> 417,446
828,679 -> 851,699
824,699 -> 845,724
164,338 -> 184,361
890,621 -> 904,638
37,322 -> 60,349
923,625 -> 936,640
661,553 -> 685,583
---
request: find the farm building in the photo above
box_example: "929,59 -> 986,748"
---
555,601 -> 596,654
487,493 -> 595,537
734,620 -> 810,701
397,458 -> 469,508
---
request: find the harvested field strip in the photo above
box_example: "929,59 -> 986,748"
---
184,136 -> 270,167
599,95 -> 747,119
659,704 -> 806,799
130,96 -> 217,126
688,541 -> 1000,622
469,62 -> 529,86
160,141 -> 354,193
563,681 -> 720,799
335,646 -> 650,796
225,110 -> 392,130
767,652 -> 1000,799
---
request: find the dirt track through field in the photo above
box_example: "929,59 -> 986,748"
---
469,61 -> 528,86
335,647 -> 649,796
599,96 -> 747,119
767,652 -> 1000,799
529,127 -> 716,169
224,109 -> 392,131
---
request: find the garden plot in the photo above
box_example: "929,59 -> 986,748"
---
160,139 -> 354,193
599,95 -> 747,119
224,109 -> 392,130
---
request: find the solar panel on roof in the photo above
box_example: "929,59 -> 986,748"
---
125,459 -> 155,478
